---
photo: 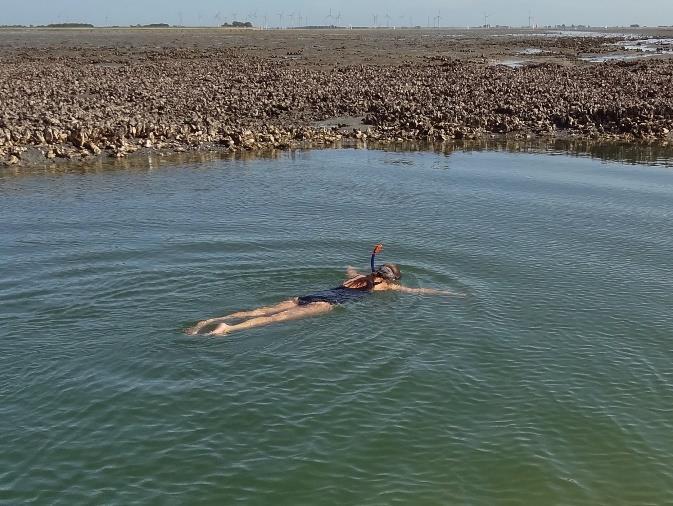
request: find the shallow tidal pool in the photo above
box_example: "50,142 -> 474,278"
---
2,146 -> 673,504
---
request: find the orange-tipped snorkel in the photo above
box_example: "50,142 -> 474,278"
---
371,243 -> 384,273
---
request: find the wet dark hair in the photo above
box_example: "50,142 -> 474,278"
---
376,263 -> 402,281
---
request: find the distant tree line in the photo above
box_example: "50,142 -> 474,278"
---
0,23 -> 96,28
221,21 -> 253,28
131,23 -> 171,28
45,23 -> 94,28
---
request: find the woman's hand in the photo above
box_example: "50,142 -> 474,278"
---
394,286 -> 464,296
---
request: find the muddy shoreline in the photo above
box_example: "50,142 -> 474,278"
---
5,137 -> 672,178
2,28 -> 673,167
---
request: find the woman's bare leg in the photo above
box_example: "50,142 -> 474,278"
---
186,299 -> 299,335
224,299 -> 299,319
208,302 -> 333,336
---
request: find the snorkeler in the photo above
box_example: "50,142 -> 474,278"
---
186,244 -> 455,336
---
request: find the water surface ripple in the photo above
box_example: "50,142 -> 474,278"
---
2,148 -> 673,504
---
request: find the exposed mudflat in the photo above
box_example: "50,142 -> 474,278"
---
3,26 -> 673,65
1,27 -> 673,167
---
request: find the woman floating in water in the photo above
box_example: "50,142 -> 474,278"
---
187,244 -> 454,336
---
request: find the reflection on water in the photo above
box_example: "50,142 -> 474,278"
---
364,138 -> 673,168
581,36 -> 673,63
617,37 -> 673,52
3,139 -> 672,181
439,138 -> 673,167
517,47 -> 549,55
581,53 -> 654,63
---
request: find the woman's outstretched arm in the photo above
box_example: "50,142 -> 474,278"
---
391,285 -> 463,296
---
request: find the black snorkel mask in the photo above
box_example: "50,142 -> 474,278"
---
376,264 -> 400,281
370,243 -> 402,282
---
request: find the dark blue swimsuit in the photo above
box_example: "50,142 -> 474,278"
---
297,286 -> 370,306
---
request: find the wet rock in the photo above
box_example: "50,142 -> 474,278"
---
70,129 -> 88,148
84,141 -> 102,155
18,147 -> 47,164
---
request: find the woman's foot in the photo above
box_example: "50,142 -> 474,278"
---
186,318 -> 226,335
185,325 -> 201,336
208,323 -> 232,336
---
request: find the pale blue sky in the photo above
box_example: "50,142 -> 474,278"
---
1,0 -> 671,28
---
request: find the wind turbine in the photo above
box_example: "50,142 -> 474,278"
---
326,8 -> 334,26
483,13 -> 490,28
385,13 -> 392,28
336,12 -> 342,27
288,11 -> 295,28
373,14 -> 378,28
435,11 -> 442,28
277,12 -> 284,28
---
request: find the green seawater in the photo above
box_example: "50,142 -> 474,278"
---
2,146 -> 673,504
